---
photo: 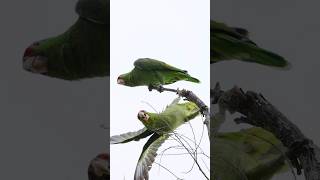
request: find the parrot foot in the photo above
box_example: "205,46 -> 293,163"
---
148,85 -> 164,92
148,85 -> 154,92
157,85 -> 164,93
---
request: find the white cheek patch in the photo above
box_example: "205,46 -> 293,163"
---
33,56 -> 48,73
117,78 -> 125,85
23,57 -> 34,71
144,114 -> 149,121
23,56 -> 48,74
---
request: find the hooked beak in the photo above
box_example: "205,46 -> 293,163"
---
138,110 -> 149,121
117,77 -> 125,85
23,56 -> 48,74
23,43 -> 48,74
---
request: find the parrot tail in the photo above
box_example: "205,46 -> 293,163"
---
243,47 -> 291,69
186,76 -> 200,83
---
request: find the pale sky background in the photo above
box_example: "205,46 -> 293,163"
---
0,1 -> 107,179
110,0 -> 210,179
212,0 -> 320,179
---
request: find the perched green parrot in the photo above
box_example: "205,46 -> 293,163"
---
117,58 -> 200,89
23,0 -> 108,80
110,98 -> 200,180
211,20 -> 290,68
211,127 -> 290,180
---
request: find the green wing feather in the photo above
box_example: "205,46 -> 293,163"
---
211,20 -> 290,68
134,133 -> 169,180
134,58 -> 186,72
110,128 -> 153,144
133,58 -> 200,83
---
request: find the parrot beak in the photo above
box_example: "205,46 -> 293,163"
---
117,77 -> 125,85
23,45 -> 48,74
138,110 -> 149,121
23,56 -> 48,74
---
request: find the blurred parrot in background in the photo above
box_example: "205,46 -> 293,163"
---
117,58 -> 200,90
88,153 -> 109,180
211,127 -> 290,180
23,0 -> 108,80
211,20 -> 290,68
110,97 -> 200,180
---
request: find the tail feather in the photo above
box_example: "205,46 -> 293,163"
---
186,76 -> 200,83
212,35 -> 290,69
242,47 -> 290,68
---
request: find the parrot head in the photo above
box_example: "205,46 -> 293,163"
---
137,110 -> 150,122
117,73 -> 132,86
117,76 -> 125,85
23,41 -> 48,75
23,37 -> 80,80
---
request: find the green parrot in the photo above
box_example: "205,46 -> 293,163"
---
211,127 -> 290,180
117,58 -> 200,89
23,0 -> 108,80
211,20 -> 290,68
110,97 -> 200,180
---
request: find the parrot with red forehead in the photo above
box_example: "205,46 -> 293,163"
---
23,0 -> 108,80
110,97 -> 200,180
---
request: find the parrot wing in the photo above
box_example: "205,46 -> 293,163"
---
211,20 -> 290,68
110,128 -> 153,144
211,21 -> 252,42
211,127 -> 289,180
134,58 -> 186,73
75,0 -> 108,24
134,133 -> 169,180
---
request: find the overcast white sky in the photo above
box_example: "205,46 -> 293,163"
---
110,0 -> 210,179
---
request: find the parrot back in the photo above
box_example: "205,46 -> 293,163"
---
152,102 -> 200,134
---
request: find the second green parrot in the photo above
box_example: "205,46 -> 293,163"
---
117,58 -> 200,88
110,97 -> 200,180
211,20 -> 290,68
23,0 -> 108,80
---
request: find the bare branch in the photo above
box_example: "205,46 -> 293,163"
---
149,85 -> 210,139
212,83 -> 320,180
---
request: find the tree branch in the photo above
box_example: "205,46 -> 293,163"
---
211,82 -> 320,180
149,85 -> 210,139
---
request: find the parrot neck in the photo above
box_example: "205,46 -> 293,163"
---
141,113 -> 158,126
